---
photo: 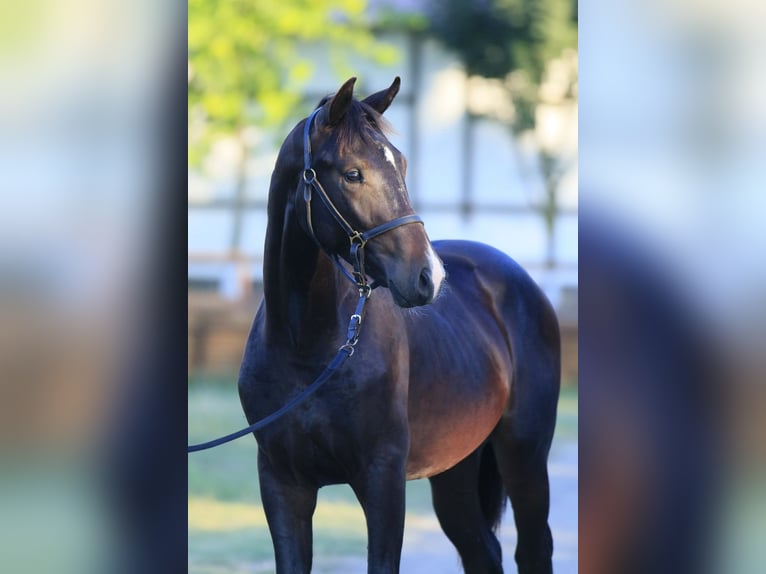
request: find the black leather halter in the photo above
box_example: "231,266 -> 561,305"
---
301,106 -> 424,292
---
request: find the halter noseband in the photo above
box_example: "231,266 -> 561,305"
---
301,106 -> 424,293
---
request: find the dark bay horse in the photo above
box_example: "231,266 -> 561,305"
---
237,77 -> 560,574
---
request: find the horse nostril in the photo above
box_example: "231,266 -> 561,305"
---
418,267 -> 433,298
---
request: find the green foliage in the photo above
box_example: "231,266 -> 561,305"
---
429,0 -> 576,81
373,6 -> 430,32
188,0 -> 398,165
428,0 -> 577,132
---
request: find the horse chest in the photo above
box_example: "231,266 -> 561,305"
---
245,357 -> 405,485
251,396 -> 360,485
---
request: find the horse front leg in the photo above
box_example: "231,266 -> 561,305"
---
351,450 -> 408,574
258,450 -> 317,574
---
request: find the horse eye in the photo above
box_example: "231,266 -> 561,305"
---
344,169 -> 363,183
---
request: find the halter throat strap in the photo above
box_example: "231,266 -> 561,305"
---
301,106 -> 423,290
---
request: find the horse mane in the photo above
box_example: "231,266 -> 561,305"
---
314,96 -> 394,154
263,93 -> 395,321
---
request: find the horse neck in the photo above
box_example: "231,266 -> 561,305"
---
263,196 -> 345,352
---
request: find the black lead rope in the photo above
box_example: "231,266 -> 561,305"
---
187,288 -> 370,453
188,106 -> 423,454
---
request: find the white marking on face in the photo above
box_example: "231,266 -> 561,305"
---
426,243 -> 446,297
382,144 -> 398,171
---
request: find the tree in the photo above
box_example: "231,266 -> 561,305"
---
428,0 -> 578,267
189,0 -> 397,152
188,0 -> 397,254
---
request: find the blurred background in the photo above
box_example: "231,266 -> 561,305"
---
187,0 -> 578,382
579,0 -> 766,572
187,0 -> 578,572
1,0 -> 764,572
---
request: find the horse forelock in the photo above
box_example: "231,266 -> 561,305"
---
314,97 -> 394,154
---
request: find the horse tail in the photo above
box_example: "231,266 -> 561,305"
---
478,441 -> 507,532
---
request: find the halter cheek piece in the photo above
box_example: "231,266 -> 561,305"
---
301,106 -> 424,296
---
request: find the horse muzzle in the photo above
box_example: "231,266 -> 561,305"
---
387,247 -> 445,308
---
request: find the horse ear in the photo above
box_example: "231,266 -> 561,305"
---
362,76 -> 401,115
328,77 -> 357,125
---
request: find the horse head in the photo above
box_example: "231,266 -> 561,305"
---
292,77 -> 445,308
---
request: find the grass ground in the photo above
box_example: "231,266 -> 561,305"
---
188,380 -> 578,573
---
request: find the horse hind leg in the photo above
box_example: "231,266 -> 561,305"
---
492,428 -> 554,574
490,278 -> 560,574
429,445 -> 505,574
492,359 -> 559,574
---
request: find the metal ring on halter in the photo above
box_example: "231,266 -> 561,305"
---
349,231 -> 366,247
303,168 -> 316,184
340,343 -> 356,356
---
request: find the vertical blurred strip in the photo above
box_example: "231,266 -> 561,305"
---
0,1 -> 188,573
580,0 -> 766,572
